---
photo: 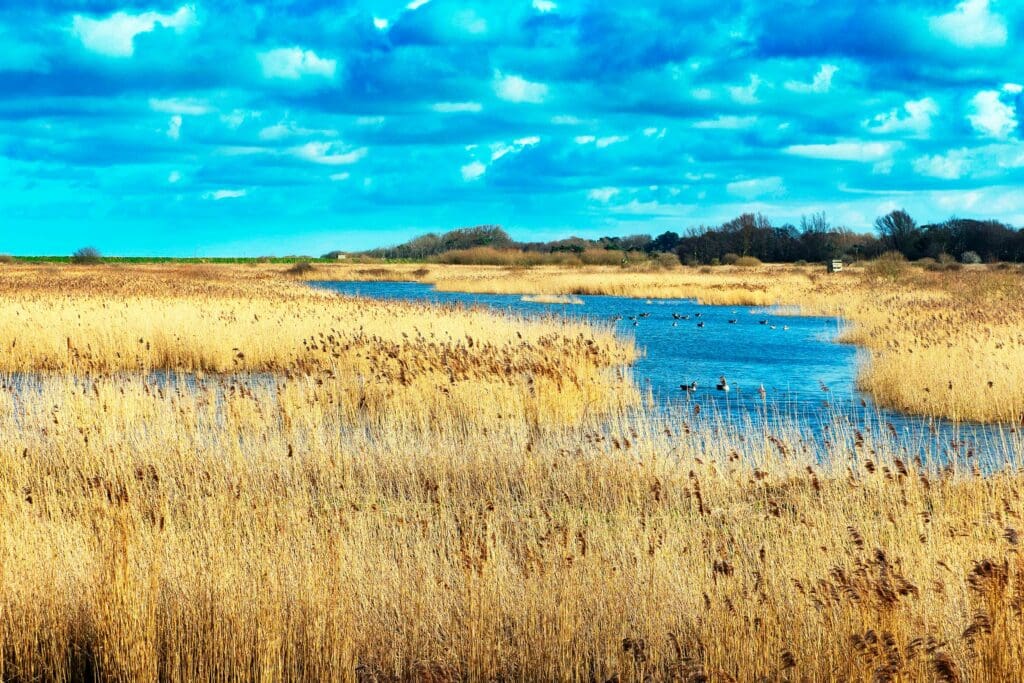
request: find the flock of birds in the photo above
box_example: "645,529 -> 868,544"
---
613,311 -> 790,332
611,309 -> 792,395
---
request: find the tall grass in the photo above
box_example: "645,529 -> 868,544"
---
3,263 -> 1024,681
2,373 -> 1023,681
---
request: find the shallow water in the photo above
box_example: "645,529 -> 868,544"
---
311,280 -> 1022,466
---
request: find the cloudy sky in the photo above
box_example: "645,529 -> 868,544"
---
2,0 -> 1023,255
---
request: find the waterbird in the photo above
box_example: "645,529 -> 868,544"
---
679,381 -> 698,392
672,321 -> 678,327
727,319 -> 737,324
759,319 -> 769,325
695,313 -> 703,318
696,321 -> 705,328
716,376 -> 730,392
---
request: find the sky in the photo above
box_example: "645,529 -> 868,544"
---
1,0 -> 1023,256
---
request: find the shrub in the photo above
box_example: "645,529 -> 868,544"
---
0,254 -> 16,264
721,252 -> 740,266
937,253 -> 956,265
960,250 -> 982,264
655,252 -> 681,270
793,259 -> 808,267
865,251 -> 907,280
710,258 -> 721,266
734,256 -> 762,267
285,261 -> 314,276
71,247 -> 103,265
699,266 -> 713,274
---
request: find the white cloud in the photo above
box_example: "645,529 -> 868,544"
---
258,47 -> 336,79
726,176 -> 785,199
461,161 -> 486,181
259,121 -> 337,141
693,115 -> 757,130
729,75 -> 762,104
149,97 -> 210,115
454,9 -> 487,34
494,71 -> 548,103
574,135 -> 596,144
71,5 -> 195,57
784,64 -> 838,94
587,187 -> 619,202
203,189 -> 246,200
167,170 -> 181,184
514,136 -> 541,146
373,17 -> 389,30
643,127 -> 666,138
533,0 -> 557,11
329,172 -> 350,181
431,102 -> 483,113
784,141 -> 901,162
166,115 -> 182,140
595,135 -> 627,148
913,149 -> 972,179
1004,83 -> 1023,95
967,90 -> 1017,139
929,0 -> 1007,48
407,0 -> 431,9
292,142 -> 367,165
865,97 -> 939,137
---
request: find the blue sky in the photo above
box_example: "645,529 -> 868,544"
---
1,0 -> 1022,255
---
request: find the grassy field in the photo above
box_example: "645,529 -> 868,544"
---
307,261 -> 1024,425
2,262 -> 1023,681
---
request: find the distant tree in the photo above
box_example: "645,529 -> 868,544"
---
649,231 -> 681,253
71,247 -> 103,265
874,210 -> 920,258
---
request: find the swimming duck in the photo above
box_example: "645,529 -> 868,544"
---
716,376 -> 730,392
697,321 -> 705,328
679,381 -> 698,392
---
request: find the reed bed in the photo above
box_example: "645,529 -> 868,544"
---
311,262 -> 1024,424
0,264 -> 636,425
2,373 -> 1024,681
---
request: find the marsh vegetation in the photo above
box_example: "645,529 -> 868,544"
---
2,262 -> 1023,681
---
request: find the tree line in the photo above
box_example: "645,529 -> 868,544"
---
342,211 -> 1024,265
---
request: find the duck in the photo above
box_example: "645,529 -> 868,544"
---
727,318 -> 737,324
715,376 -> 730,392
696,321 -> 705,328
679,381 -> 698,392
759,319 -> 769,325
672,321 -> 678,327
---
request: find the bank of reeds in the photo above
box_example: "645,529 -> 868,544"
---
1,374 -> 1023,681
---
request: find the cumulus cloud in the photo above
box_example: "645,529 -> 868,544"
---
431,102 -> 482,113
258,47 -> 337,79
494,71 -> 548,103
694,116 -> 758,130
784,141 -> 901,162
929,0 -> 1007,48
967,90 -> 1017,139
203,189 -> 247,200
533,0 -> 557,12
729,75 -> 762,104
71,5 -> 196,57
784,64 -> 837,94
149,98 -> 211,116
291,142 -> 367,165
461,161 -> 486,181
166,115 -> 182,140
865,98 -> 939,137
587,187 -> 619,202
726,176 -> 785,199
913,149 -> 971,179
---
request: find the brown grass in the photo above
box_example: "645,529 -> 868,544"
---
3,263 -> 1024,681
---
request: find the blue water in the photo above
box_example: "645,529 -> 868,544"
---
311,280 -> 1022,466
